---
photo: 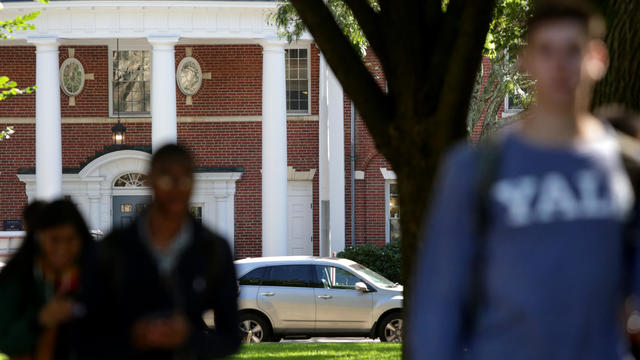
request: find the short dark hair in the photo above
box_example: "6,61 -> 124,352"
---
151,144 -> 195,174
526,0 -> 605,41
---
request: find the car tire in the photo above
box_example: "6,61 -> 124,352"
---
239,312 -> 273,343
377,311 -> 403,343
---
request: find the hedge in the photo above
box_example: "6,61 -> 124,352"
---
337,241 -> 401,284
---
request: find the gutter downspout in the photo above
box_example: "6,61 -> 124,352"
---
350,102 -> 356,248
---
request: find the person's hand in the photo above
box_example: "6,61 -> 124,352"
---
132,314 -> 190,350
38,297 -> 74,328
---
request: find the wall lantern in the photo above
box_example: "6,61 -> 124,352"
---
112,121 -> 126,145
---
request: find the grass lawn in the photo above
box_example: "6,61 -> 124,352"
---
2,343 -> 401,360
227,343 -> 401,360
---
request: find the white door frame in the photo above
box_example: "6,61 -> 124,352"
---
17,150 -> 242,250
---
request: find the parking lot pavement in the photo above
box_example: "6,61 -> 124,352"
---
281,337 -> 380,343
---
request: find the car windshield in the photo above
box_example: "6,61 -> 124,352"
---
349,263 -> 398,288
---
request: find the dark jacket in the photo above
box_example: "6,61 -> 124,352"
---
0,240 -> 79,359
77,216 -> 241,360
0,259 -> 43,356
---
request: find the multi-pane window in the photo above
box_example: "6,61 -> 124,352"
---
285,49 -> 309,113
112,50 -> 151,115
389,183 -> 401,242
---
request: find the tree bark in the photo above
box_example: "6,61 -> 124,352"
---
593,0 -> 640,112
289,0 -> 496,355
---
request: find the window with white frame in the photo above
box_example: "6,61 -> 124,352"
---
112,50 -> 151,115
285,48 -> 309,113
505,90 -> 525,113
388,182 -> 401,243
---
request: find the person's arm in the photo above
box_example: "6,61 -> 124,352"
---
194,236 -> 242,358
0,276 -> 40,356
407,145 -> 480,360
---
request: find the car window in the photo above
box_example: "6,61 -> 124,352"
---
315,265 -> 363,290
262,265 -> 317,288
239,267 -> 265,286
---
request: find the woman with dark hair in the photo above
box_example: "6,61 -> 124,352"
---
0,199 -> 93,360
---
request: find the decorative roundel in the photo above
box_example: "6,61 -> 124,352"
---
176,56 -> 203,96
59,58 -> 85,97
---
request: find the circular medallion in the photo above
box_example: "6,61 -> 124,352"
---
176,56 -> 203,96
59,58 -> 85,97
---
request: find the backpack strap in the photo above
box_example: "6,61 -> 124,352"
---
463,137 -> 503,343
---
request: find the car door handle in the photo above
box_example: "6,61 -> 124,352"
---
317,295 -> 333,299
260,292 -> 275,297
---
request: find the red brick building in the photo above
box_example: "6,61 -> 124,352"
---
0,0 -> 398,259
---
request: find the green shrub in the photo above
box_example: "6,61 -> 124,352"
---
337,241 -> 401,284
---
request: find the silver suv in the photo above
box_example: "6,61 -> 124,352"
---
234,256 -> 403,343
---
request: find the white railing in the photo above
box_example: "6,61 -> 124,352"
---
0,231 -> 25,263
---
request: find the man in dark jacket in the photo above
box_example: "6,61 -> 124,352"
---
78,144 -> 241,360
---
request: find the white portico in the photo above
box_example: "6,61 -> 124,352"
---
0,1 -> 347,256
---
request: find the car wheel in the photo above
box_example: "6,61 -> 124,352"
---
378,312 -> 403,343
239,312 -> 273,343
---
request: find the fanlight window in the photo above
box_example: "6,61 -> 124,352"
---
114,173 -> 149,188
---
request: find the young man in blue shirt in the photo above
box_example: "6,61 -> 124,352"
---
408,2 -> 637,359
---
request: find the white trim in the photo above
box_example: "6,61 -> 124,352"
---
59,57 -> 85,97
0,115 -> 319,124
17,150 -> 242,250
176,56 -> 203,96
287,167 -> 316,181
0,3 -> 282,41
384,179 -> 398,244
380,167 -> 397,180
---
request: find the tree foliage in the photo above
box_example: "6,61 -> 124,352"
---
268,0 -> 378,58
467,0 -> 535,139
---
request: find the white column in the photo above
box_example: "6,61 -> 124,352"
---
87,181 -> 102,230
318,55 -> 331,257
29,37 -> 62,201
261,40 -> 288,257
89,197 -> 100,230
328,67 -> 346,255
148,35 -> 179,152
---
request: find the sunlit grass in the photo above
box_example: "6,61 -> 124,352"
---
227,343 -> 402,360
2,343 -> 402,360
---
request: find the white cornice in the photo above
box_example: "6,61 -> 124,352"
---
1,1 -> 279,10
0,2 -> 283,41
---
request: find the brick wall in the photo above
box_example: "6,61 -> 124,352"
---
59,46 -> 110,117
0,46 -> 36,117
175,45 -> 262,116
344,50 -> 393,247
471,57 -> 506,143
0,43 -> 321,259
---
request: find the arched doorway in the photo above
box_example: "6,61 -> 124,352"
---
17,149 -> 242,250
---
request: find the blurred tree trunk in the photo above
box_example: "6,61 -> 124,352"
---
592,0 -> 640,111
288,1 -> 496,354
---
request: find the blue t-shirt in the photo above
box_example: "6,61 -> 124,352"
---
409,130 -> 637,359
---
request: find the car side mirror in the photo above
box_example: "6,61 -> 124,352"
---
354,282 -> 369,292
